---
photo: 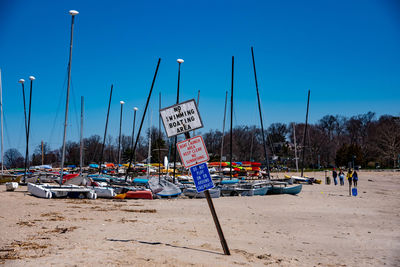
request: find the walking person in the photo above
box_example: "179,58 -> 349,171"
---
346,168 -> 353,196
353,170 -> 358,187
332,168 -> 338,185
339,169 -> 345,186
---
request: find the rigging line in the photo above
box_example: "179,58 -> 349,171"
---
232,104 -> 238,128
70,78 -> 80,140
257,95 -> 275,156
49,68 -> 69,147
248,102 -> 258,161
16,116 -> 25,152
2,110 -> 12,151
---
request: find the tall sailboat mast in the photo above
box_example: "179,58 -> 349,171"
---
79,96 -> 84,174
98,85 -> 113,174
117,100 -> 125,173
158,93 -> 161,183
293,122 -> 299,172
300,90 -> 311,177
230,56 -> 234,179
219,91 -> 228,173
251,46 -> 271,178
60,10 -> 79,185
0,70 -> 3,174
147,109 -> 152,178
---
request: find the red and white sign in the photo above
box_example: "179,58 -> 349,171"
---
177,135 -> 209,168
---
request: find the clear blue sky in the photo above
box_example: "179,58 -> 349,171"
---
1,0 -> 399,153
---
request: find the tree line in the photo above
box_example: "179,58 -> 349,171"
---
4,112 -> 400,170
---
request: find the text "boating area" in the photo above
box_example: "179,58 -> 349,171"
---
160,99 -> 203,138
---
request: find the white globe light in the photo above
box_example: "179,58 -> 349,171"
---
120,101 -> 125,105
134,107 -> 138,111
18,79 -> 25,83
29,76 -> 35,81
177,59 -> 184,63
69,10 -> 79,16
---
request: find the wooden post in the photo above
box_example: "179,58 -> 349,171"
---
183,131 -> 230,255
204,190 -> 230,255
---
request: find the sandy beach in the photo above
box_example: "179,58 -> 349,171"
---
1,171 -> 399,266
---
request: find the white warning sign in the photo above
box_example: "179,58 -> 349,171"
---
160,99 -> 203,138
177,135 -> 210,168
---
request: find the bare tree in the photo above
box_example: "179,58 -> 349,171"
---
4,149 -> 24,168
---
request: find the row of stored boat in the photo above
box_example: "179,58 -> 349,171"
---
21,172 -> 302,200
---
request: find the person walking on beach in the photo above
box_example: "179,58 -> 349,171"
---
339,169 -> 345,186
332,168 -> 338,185
353,170 -> 358,187
347,168 -> 353,196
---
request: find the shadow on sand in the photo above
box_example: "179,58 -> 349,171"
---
106,238 -> 224,256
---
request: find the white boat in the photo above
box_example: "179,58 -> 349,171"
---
148,177 -> 181,197
5,182 -> 18,191
28,183 -> 97,199
28,183 -> 52,198
63,175 -> 92,186
93,187 -> 116,198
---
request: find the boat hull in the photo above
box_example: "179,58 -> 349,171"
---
125,190 -> 153,199
183,188 -> 220,198
267,184 -> 302,195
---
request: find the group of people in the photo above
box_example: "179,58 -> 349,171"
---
332,168 -> 358,187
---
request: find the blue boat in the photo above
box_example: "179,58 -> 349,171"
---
253,186 -> 269,196
267,183 -> 302,195
133,178 -> 149,185
220,179 -> 240,185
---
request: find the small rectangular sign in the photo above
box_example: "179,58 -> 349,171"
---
177,135 -> 210,168
190,163 -> 214,193
160,99 -> 203,138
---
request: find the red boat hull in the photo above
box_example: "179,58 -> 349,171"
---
125,190 -> 153,199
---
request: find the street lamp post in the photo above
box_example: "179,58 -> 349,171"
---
172,58 -> 183,184
18,79 -> 28,182
20,76 -> 35,182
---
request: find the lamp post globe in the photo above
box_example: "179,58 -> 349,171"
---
69,10 -> 79,16
18,79 -> 25,84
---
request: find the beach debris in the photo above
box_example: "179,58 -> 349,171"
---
121,208 -> 156,213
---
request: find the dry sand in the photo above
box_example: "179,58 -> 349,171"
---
1,171 -> 399,266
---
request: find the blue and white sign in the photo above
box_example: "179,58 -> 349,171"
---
190,163 -> 214,193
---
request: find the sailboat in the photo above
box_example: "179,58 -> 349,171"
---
27,10 -> 97,199
249,47 -> 302,195
146,108 -> 181,198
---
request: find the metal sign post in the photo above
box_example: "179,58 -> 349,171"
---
162,101 -> 230,256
